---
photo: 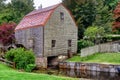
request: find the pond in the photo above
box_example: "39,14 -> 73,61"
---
33,68 -> 120,80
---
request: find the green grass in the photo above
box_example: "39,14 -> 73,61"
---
0,63 -> 78,80
67,53 -> 120,64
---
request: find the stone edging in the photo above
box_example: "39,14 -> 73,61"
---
59,62 -> 120,73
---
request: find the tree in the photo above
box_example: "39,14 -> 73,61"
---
63,0 -> 120,39
63,0 -> 97,39
0,0 -> 6,11
0,22 -> 16,45
0,0 -> 34,24
11,0 -> 34,23
0,4 -> 14,24
103,0 -> 119,10
91,0 -> 120,34
84,26 -> 105,44
113,2 -> 120,33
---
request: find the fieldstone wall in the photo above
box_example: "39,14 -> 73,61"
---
44,5 -> 78,57
81,42 -> 120,57
81,45 -> 99,57
36,57 -> 47,69
59,62 -> 120,73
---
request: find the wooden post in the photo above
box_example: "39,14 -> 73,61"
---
13,62 -> 16,69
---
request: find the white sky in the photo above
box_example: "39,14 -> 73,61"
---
34,0 -> 62,9
6,0 -> 62,9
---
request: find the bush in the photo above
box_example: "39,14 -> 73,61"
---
25,64 -> 36,72
103,35 -> 120,42
77,40 -> 94,53
5,48 -> 35,72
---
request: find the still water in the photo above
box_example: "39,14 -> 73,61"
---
34,69 -> 120,80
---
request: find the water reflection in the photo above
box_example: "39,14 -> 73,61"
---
34,69 -> 120,80
60,69 -> 120,80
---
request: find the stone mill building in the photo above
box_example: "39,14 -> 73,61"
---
15,3 -> 78,68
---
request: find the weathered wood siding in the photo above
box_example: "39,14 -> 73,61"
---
44,5 -> 78,57
15,27 -> 43,57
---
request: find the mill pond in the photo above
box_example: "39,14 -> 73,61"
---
34,68 -> 120,80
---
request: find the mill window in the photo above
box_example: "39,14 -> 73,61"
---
52,40 -> 56,47
60,12 -> 64,20
68,40 -> 72,47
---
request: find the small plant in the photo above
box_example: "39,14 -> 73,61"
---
25,64 -> 36,72
5,48 -> 35,72
77,40 -> 94,53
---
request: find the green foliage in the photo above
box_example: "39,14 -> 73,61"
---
105,35 -> 120,41
11,0 -> 34,23
84,26 -> 105,43
103,0 -> 119,10
93,1 -> 113,33
77,40 -> 94,53
113,29 -> 120,34
63,0 -> 120,39
0,0 -> 34,24
0,0 -> 6,11
75,1 -> 97,39
5,48 -> 35,71
63,0 -> 97,39
25,64 -> 36,72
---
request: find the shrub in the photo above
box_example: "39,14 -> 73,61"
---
103,35 -> 120,42
5,48 -> 35,72
25,64 -> 36,72
0,22 -> 16,45
77,40 -> 94,53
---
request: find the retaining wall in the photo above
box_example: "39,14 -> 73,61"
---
59,62 -> 120,73
81,42 -> 120,57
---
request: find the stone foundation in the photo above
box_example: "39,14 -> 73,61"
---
59,62 -> 120,73
35,57 -> 47,69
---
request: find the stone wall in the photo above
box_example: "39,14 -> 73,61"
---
81,42 -> 120,57
44,5 -> 78,57
59,62 -> 120,73
35,57 -> 47,69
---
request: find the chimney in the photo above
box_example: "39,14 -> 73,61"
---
38,4 -> 42,9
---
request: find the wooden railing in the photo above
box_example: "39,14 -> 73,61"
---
0,58 -> 15,68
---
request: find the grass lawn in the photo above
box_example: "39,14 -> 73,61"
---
67,53 -> 120,64
0,63 -> 78,80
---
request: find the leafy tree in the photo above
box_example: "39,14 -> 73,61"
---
113,2 -> 120,33
84,26 -> 105,44
63,0 -> 120,39
0,22 -> 16,45
0,4 -> 14,24
0,0 -> 6,10
10,0 -> 34,23
63,0 -> 97,39
103,0 -> 119,10
0,0 -> 34,24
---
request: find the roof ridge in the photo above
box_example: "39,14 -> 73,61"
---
26,3 -> 62,17
15,3 -> 66,31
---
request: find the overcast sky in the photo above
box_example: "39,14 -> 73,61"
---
34,0 -> 62,9
7,0 -> 62,9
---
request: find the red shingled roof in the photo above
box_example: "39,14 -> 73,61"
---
15,3 -> 61,31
